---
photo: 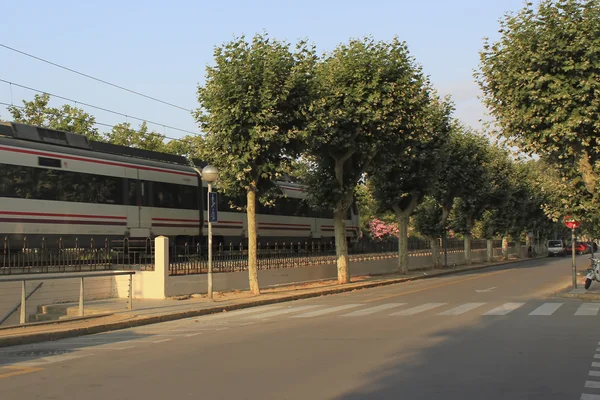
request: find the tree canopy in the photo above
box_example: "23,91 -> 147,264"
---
477,0 -> 600,221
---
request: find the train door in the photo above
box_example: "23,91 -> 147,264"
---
125,170 -> 151,238
138,175 -> 152,234
125,168 -> 139,232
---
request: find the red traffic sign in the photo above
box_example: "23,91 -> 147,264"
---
564,215 -> 581,230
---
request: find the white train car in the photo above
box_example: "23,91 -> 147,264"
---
0,122 -> 360,251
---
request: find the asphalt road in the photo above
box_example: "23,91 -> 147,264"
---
1,255 -> 599,400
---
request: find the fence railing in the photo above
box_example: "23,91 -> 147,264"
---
0,271 -> 135,327
168,238 -> 506,276
1,235 -> 514,276
1,236 -> 155,275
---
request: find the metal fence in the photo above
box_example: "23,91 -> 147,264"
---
1,236 -> 155,275
168,237 -> 501,276
1,235 -> 510,276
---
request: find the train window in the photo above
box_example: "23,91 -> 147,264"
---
38,157 -> 62,168
152,181 -> 198,210
0,163 -> 124,205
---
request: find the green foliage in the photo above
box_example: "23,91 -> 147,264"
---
106,122 -> 167,152
368,92 -> 453,214
194,32 -> 314,200
301,36 -> 427,215
431,123 -> 496,232
413,196 -> 445,238
477,0 -> 600,221
163,135 -> 204,158
354,183 -> 395,233
8,94 -> 102,140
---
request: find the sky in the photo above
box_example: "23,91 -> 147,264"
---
0,0 -> 532,141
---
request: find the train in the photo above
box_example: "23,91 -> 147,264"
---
0,121 -> 360,252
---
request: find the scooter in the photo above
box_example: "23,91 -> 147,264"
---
585,256 -> 600,289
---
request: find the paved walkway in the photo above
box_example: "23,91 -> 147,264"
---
0,255 -> 543,347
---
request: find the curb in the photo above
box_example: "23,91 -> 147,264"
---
0,256 -> 542,348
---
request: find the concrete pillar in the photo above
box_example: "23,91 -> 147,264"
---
149,236 -> 169,299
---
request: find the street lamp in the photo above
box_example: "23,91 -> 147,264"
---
202,165 -> 219,300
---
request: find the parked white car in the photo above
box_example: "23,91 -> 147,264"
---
547,240 -> 566,257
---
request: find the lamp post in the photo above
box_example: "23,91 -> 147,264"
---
202,165 -> 219,300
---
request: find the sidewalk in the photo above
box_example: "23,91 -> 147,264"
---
553,272 -> 600,300
0,255 -> 540,348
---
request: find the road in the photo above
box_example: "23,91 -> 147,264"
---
1,255 -> 599,399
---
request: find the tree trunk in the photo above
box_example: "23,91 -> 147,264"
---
514,235 -> 522,259
397,212 -> 409,274
429,236 -> 441,268
502,234 -> 509,260
464,233 -> 472,265
247,188 -> 260,295
394,197 -> 419,275
464,216 -> 473,265
333,207 -> 350,284
486,239 -> 493,263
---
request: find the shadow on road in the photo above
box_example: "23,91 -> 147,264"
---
0,329 -> 155,366
332,309 -> 597,400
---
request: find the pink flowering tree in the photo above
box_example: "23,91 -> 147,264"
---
369,218 -> 400,241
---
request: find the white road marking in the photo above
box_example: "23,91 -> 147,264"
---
438,303 -> 486,316
184,333 -> 202,338
483,303 -> 525,316
389,303 -> 447,316
585,381 -> 600,388
341,303 -> 406,317
582,394 -> 600,400
576,303 -> 600,316
247,305 -> 322,319
291,304 -> 363,318
152,339 -> 172,343
12,354 -> 91,367
589,371 -> 600,377
593,354 -> 600,359
529,303 -> 563,316
592,362 -> 600,368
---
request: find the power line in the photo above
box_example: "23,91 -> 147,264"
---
0,43 -> 192,112
0,78 -> 200,137
0,101 -> 196,144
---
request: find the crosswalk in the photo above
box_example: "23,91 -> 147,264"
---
2,299 -> 599,371
232,301 -> 600,319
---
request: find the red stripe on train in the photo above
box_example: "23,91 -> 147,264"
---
0,218 -> 126,226
0,211 -> 126,220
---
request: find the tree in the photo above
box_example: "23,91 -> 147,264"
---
413,196 -> 446,266
368,93 -> 453,273
301,37 -> 428,284
164,135 -> 204,158
106,122 -> 167,151
477,0 -> 600,222
194,33 -> 314,294
8,94 -> 102,140
430,124 -> 495,264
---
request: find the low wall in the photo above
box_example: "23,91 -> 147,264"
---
0,237 -> 532,318
138,238 -> 521,299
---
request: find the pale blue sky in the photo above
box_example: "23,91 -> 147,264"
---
1,0 -> 531,141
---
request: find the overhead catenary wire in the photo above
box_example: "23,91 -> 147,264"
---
0,101 -> 196,144
0,43 -> 192,112
0,78 -> 200,137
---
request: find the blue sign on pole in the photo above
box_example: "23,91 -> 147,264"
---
209,192 -> 218,223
